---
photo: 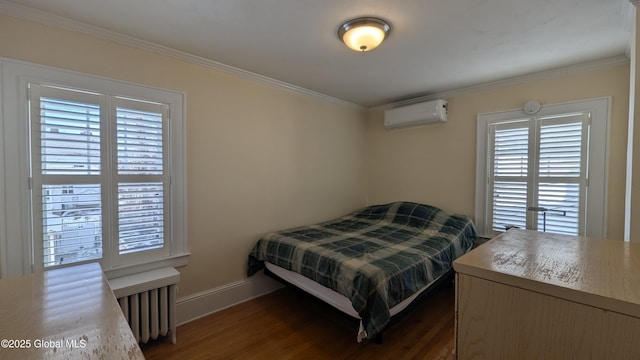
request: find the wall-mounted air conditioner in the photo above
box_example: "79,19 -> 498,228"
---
383,99 -> 448,129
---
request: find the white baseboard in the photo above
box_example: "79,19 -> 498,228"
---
175,273 -> 283,325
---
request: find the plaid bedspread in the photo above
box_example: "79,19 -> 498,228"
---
247,202 -> 477,339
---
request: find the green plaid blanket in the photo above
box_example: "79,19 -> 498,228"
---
247,202 -> 476,339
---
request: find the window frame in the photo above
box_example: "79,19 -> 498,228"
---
0,58 -> 188,278
475,97 -> 610,238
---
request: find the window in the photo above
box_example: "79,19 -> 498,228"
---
1,59 -> 188,277
475,98 -> 609,238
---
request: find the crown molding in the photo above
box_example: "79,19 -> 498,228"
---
0,0 -> 363,110
630,0 -> 640,7
372,55 -> 630,111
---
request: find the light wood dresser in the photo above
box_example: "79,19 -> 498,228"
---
0,262 -> 144,359
454,229 -> 640,359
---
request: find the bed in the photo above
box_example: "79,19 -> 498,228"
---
247,201 -> 477,342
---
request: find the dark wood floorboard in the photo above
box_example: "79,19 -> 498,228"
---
141,285 -> 456,360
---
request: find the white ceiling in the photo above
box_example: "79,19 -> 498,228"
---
1,0 -> 634,107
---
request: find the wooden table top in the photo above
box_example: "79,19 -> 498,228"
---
0,262 -> 144,359
454,229 -> 640,318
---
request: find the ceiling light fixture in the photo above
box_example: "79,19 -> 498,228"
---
338,17 -> 391,52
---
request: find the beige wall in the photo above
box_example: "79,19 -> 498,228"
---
0,15 -> 368,296
366,65 -> 630,241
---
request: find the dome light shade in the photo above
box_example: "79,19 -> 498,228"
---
338,17 -> 391,52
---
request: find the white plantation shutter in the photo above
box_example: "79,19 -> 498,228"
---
535,115 -> 587,235
115,99 -> 168,256
485,112 -> 590,236
31,86 -> 104,268
489,122 -> 529,231
40,97 -> 101,175
118,183 -> 164,254
30,84 -> 171,270
538,118 -> 584,178
117,106 -> 164,175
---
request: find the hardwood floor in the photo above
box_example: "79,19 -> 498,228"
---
141,284 -> 456,360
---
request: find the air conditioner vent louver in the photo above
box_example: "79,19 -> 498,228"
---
384,99 -> 448,129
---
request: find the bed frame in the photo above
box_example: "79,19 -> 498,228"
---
263,261 -> 454,343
